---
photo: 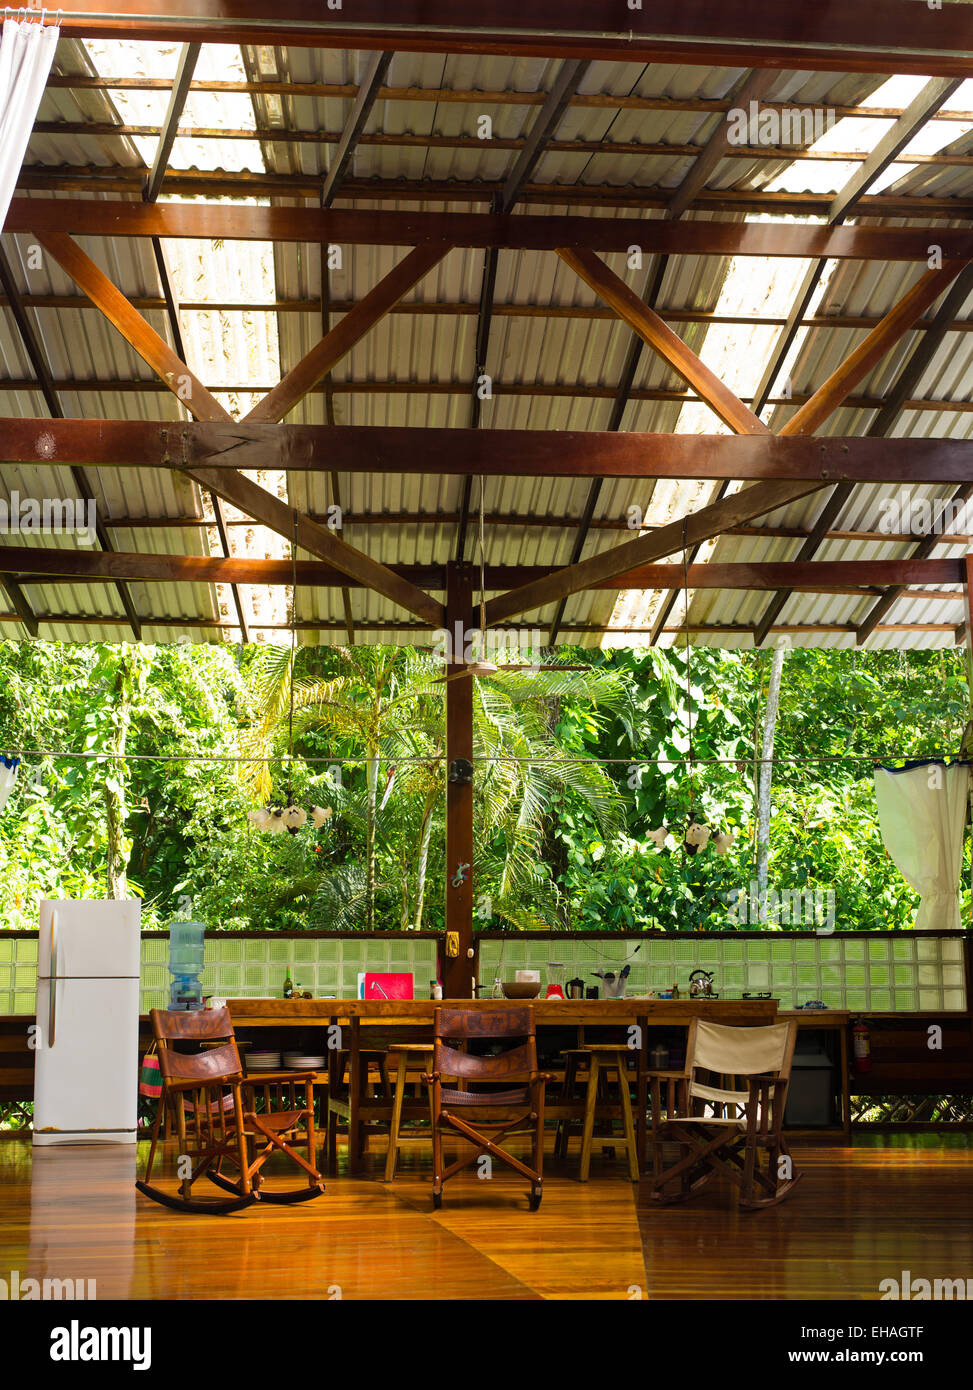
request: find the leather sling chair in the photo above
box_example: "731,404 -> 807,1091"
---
649,1018 -> 802,1210
136,1006 -> 324,1214
424,1005 -> 553,1210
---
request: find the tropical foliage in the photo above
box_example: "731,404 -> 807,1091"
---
0,638 -> 968,933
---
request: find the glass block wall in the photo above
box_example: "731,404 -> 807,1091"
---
0,935 -> 440,1015
0,933 -> 965,1015
477,934 -> 969,1013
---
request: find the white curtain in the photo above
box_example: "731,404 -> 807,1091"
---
873,762 -> 969,930
0,755 -> 18,812
0,18 -> 59,230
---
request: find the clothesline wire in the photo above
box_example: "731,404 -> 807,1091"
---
0,749 -> 961,766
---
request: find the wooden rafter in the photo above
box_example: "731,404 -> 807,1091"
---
38,79 -> 973,126
0,611 -> 956,640
143,42 -> 201,203
727,77 -> 968,645
317,51 -> 393,642
557,247 -> 770,435
141,41 -> 249,644
247,243 -> 451,424
458,55 -> 590,562
752,76 -> 965,424
4,374 -> 973,415
665,69 -> 777,221
580,69 -> 769,644
37,119 -> 973,169
32,233 -> 442,627
19,166 -> 973,220
321,49 -> 393,207
484,259 -> 973,626
16,510 -> 968,548
0,242 -> 140,639
762,265 -> 973,647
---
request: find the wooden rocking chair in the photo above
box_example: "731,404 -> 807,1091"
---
136,1007 -> 324,1214
424,1005 -> 553,1211
649,1018 -> 802,1210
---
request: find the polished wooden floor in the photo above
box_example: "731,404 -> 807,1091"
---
0,1134 -> 969,1300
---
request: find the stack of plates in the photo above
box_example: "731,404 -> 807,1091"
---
283,1052 -> 325,1070
246,1050 -> 281,1071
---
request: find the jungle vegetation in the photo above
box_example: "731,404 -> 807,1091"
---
0,638 -> 967,933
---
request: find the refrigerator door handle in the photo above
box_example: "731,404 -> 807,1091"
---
48,910 -> 57,1048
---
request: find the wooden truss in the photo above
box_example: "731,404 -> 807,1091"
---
5,222 -> 972,632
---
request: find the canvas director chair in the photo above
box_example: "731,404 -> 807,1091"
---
649,1018 -> 801,1210
424,1005 -> 553,1210
136,1006 -> 324,1214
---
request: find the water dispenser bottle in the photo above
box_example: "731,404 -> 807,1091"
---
168,920 -> 206,1010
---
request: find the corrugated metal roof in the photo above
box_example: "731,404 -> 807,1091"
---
1,36 -> 971,649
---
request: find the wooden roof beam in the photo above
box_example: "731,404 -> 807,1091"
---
10,199 -> 972,261
53,1 -> 973,78
0,549 -> 964,593
4,420 -> 973,484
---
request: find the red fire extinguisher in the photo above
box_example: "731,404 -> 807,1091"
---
852,1018 -> 871,1075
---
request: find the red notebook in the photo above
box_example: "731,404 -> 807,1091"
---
364,972 -> 414,1000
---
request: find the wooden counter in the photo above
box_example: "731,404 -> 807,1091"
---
226,996 -> 779,1172
225,996 -> 779,1025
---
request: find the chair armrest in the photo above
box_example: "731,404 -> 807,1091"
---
164,1074 -> 244,1094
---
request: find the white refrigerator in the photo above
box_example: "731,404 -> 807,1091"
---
33,899 -> 141,1146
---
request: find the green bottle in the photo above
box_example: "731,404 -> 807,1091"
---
283,969 -> 294,1000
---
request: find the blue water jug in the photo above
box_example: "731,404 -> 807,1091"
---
168,920 -> 206,1010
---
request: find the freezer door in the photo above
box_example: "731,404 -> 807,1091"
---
38,899 -> 141,979
33,976 -> 139,1141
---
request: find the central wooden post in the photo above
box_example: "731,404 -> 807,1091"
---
444,561 -> 475,999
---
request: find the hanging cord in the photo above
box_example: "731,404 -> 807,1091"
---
285,511 -> 298,805
682,518 -> 695,820
478,474 -> 488,654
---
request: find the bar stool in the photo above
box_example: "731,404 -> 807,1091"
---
329,1049 -> 391,1162
559,1046 -> 639,1182
384,1043 -> 434,1181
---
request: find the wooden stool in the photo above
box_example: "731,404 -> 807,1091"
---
384,1043 -> 434,1181
572,1046 -> 639,1183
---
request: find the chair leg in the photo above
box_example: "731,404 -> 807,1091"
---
305,1082 -> 318,1187
384,1053 -> 409,1182
431,1116 -> 443,1202
579,1055 -> 600,1182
